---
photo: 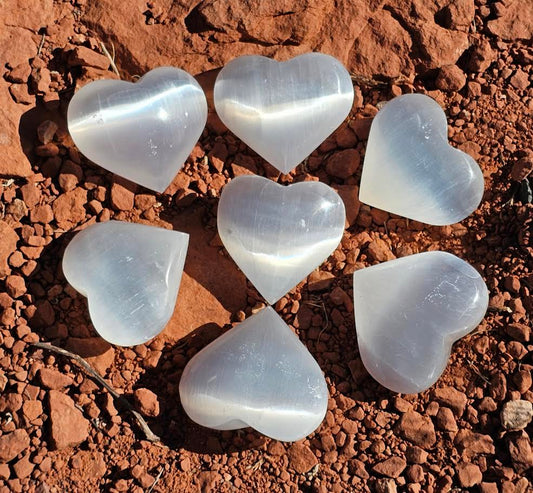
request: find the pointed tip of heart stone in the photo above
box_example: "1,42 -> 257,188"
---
62,220 -> 189,346
214,53 -> 354,174
67,67 -> 208,192
353,251 -> 488,394
179,306 -> 328,442
217,175 -> 345,305
359,93 -> 484,226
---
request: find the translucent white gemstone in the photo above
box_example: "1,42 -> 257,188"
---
217,175 -> 345,304
62,221 -> 189,346
359,94 -> 484,225
67,67 -> 207,192
353,251 -> 488,393
214,53 -> 354,174
179,306 -> 328,441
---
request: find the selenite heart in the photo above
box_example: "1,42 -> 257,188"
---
359,94 -> 484,225
214,53 -> 354,174
179,306 -> 328,441
67,67 -> 207,192
217,175 -> 346,304
353,251 -> 489,394
62,221 -> 189,346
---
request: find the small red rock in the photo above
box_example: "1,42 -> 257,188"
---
30,204 -> 54,224
5,275 -> 26,298
0,429 -> 30,462
0,221 -> 20,277
37,120 -> 58,144
508,434 -> 532,474
110,178 -> 136,211
39,368 -> 74,390
68,46 -> 111,70
456,462 -> 482,487
436,407 -> 458,431
405,446 -> 428,464
58,160 -> 84,192
372,456 -> 407,478
52,187 -> 88,229
367,238 -> 395,262
326,149 -> 360,179
454,429 -> 495,457
307,270 -> 335,292
48,390 -> 89,450
397,411 -> 436,448
22,400 -> 43,422
12,454 -> 34,479
435,65 -> 467,92
432,387 -> 467,417
287,443 -> 318,474
133,388 -> 160,417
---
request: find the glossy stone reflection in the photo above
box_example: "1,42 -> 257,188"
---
353,252 -> 489,394
214,53 -> 354,174
359,94 -> 484,225
68,67 -> 207,192
179,306 -> 328,442
217,175 -> 346,304
62,221 -> 189,346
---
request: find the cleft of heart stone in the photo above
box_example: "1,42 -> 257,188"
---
359,93 -> 485,225
62,220 -> 189,346
67,67 -> 207,193
214,53 -> 354,174
217,175 -> 346,304
179,306 -> 328,442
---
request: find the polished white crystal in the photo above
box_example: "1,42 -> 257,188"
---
359,94 -> 484,225
67,67 -> 207,192
353,251 -> 489,394
214,53 -> 354,174
179,306 -> 328,441
217,175 -> 345,304
62,221 -> 189,346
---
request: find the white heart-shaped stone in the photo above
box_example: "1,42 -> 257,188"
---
359,94 -> 484,225
179,306 -> 328,441
62,221 -> 189,346
67,67 -> 207,192
353,251 -> 489,394
214,53 -> 354,174
217,175 -> 345,304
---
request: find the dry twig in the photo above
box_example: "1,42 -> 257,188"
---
32,342 -> 160,442
147,467 -> 164,493
100,41 -> 120,78
37,32 -> 46,56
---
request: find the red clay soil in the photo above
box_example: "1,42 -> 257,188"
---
0,0 -> 532,492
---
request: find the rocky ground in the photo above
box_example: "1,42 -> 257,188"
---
0,0 -> 532,491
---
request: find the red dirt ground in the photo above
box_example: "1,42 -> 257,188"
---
0,0 -> 531,492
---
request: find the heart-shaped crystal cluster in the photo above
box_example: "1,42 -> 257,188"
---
64,54 -> 488,443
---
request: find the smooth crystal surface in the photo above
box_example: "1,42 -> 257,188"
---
67,67 -> 207,192
359,94 -> 484,225
214,53 -> 354,174
217,175 -> 346,304
179,306 -> 328,441
353,251 -> 489,394
62,221 -> 189,346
